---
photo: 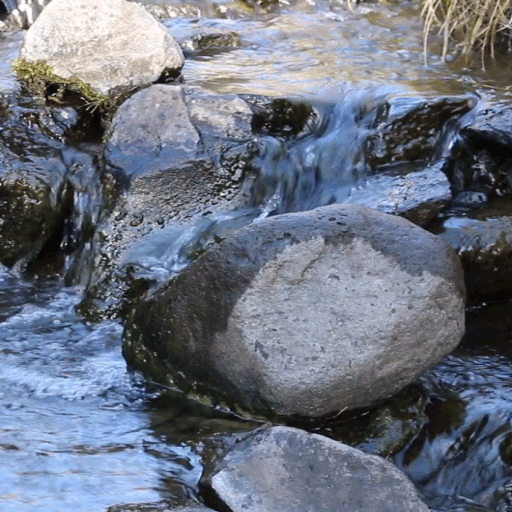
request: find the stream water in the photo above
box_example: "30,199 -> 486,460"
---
2,0 -> 512,510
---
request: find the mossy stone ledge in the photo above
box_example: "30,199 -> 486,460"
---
12,59 -> 113,111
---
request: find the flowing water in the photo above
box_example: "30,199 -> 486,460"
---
2,0 -> 512,510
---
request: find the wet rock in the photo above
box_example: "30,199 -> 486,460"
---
447,136 -> 512,200
201,426 -> 429,512
107,502 -> 215,512
77,84 -> 257,319
427,494 -> 494,512
0,97 -> 69,266
0,155 -> 67,266
438,216 -> 512,300
247,95 -> 317,138
346,159 -> 451,226
461,104 -> 512,149
365,95 -> 476,170
19,0 -> 184,96
326,385 -> 429,458
124,203 -> 465,418
182,33 -> 241,56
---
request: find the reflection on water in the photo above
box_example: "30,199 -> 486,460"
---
393,303 -> 512,510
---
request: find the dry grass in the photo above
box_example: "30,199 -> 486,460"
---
422,0 -> 512,66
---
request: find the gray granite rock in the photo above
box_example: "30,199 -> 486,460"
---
124,203 -> 465,418
203,426 -> 430,512
19,0 -> 183,95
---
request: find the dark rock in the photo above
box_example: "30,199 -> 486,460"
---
124,203 -> 465,418
19,0 -> 184,96
182,33 -> 241,56
201,426 -> 429,512
346,159 -> 451,226
326,385 -> 429,458
447,135 -> 512,200
427,494 -> 494,512
77,84 -> 257,319
0,97 -> 69,266
246,96 -> 317,138
461,104 -> 512,149
438,216 -> 512,300
365,95 -> 476,170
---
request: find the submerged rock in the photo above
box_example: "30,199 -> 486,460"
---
18,0 -> 183,96
201,426 -> 430,512
77,84 -> 257,319
124,203 -> 465,418
346,160 -> 451,226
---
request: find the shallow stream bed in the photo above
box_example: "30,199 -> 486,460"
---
2,0 -> 512,510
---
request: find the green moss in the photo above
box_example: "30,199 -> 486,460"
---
12,58 -> 112,111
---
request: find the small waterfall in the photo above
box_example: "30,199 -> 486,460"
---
251,85 -> 401,216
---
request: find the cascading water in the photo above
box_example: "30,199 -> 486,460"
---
251,85 -> 399,216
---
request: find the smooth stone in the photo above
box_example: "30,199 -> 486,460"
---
19,0 -> 183,95
202,426 -> 430,512
124,203 -> 465,418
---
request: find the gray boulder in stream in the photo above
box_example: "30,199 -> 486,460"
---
19,0 -> 184,96
124,203 -> 466,418
201,426 -> 430,512
76,84 -> 258,319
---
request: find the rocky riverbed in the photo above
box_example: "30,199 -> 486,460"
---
2,0 -> 512,511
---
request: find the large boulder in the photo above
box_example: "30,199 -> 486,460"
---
202,426 -> 430,512
124,203 -> 466,418
19,0 -> 183,96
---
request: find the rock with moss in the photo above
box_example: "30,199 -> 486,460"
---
17,0 -> 183,97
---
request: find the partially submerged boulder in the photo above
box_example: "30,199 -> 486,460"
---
124,203 -> 465,418
18,0 -> 183,97
202,426 -> 430,512
76,84 -> 257,319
